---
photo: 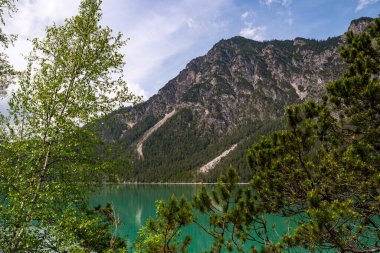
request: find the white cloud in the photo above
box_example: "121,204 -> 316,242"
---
4,0 -> 81,72
127,82 -> 148,101
239,10 -> 266,41
241,11 -> 254,20
4,0 -> 80,39
260,0 -> 293,27
355,0 -> 379,11
106,0 -> 232,97
260,0 -> 291,7
5,40 -> 32,71
241,11 -> 256,24
239,26 -> 267,41
260,0 -> 275,6
121,13 -> 195,98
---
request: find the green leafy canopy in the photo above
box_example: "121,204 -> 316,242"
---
0,0 -> 137,251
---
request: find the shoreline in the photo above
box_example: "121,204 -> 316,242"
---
103,182 -> 250,185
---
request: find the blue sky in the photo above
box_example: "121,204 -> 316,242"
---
2,0 -> 380,103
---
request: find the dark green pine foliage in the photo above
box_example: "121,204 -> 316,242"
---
134,195 -> 194,253
72,203 -> 126,251
193,169 -> 246,253
246,17 -> 380,252
192,168 -> 283,253
100,113 -> 285,182
203,119 -> 286,182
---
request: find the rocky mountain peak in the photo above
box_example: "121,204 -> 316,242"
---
100,17 -> 374,182
348,17 -> 373,35
293,37 -> 307,46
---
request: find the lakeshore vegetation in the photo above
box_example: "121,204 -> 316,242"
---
0,0 -> 379,252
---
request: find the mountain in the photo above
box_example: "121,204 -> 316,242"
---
100,17 -> 372,182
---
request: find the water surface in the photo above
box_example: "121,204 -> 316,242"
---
91,184 -> 289,252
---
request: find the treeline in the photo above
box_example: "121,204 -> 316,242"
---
100,106 -> 286,182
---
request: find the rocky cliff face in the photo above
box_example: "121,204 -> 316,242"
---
125,36 -> 344,136
101,17 -> 372,182
348,17 -> 373,35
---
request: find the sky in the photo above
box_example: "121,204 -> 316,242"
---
1,0 -> 380,104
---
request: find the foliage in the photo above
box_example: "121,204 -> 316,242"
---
0,0 -> 137,251
246,17 -> 380,252
193,168 -> 248,252
204,119 -> 285,182
0,50 -> 14,95
75,203 -> 126,252
193,168 -> 285,253
132,108 -> 216,182
134,195 -> 194,253
0,0 -> 17,95
103,108 -> 284,183
0,0 -> 17,45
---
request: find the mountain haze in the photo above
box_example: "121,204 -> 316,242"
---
100,17 -> 372,182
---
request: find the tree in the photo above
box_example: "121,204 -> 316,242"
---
246,17 -> 380,252
192,168 -> 284,253
193,168 -> 248,253
0,0 -> 17,45
0,0 -> 17,95
134,195 -> 194,253
0,0 -> 137,251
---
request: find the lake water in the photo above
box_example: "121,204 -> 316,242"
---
91,184 -> 290,252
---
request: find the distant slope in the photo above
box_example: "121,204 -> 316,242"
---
136,109 -> 177,159
199,144 -> 238,173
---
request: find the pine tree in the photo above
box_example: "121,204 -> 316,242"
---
246,17 -> 380,252
134,195 -> 194,253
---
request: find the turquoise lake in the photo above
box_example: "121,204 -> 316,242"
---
91,184 -> 290,252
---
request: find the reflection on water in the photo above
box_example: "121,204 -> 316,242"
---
135,207 -> 142,227
91,184 -> 206,251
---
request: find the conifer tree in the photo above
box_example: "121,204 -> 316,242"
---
246,17 -> 380,252
193,168 -> 283,253
134,195 -> 194,253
